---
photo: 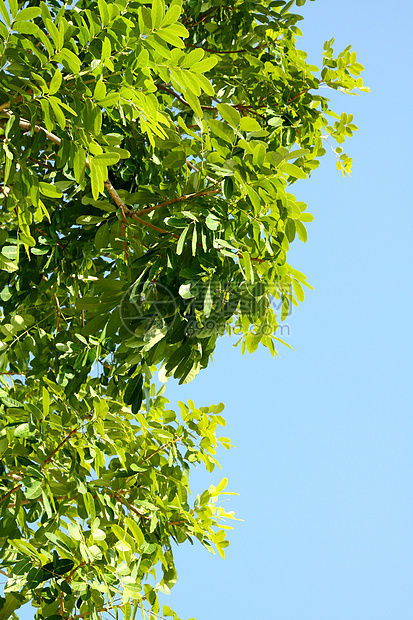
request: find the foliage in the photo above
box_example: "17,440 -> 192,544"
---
0,0 -> 367,618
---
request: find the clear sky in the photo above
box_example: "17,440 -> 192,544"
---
158,2 -> 413,619
16,1 -> 413,619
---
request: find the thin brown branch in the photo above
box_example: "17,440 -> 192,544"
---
130,214 -> 175,236
102,179 -> 177,236
71,603 -> 125,619
53,292 -> 61,331
186,160 -> 218,185
0,483 -> 22,506
0,568 -> 8,577
286,81 -> 323,105
17,117 -> 61,146
140,437 -> 182,465
286,88 -> 310,105
114,493 -> 150,520
184,43 -> 247,54
185,6 -> 219,28
67,561 -> 87,581
43,427 -> 79,467
29,156 -> 54,169
5,114 -> 222,243
156,84 -> 216,111
135,189 -> 220,217
7,496 -> 42,509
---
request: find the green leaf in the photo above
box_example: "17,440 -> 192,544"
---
203,281 -> 213,317
292,279 -> 305,302
39,98 -> 54,130
54,49 -> 81,74
24,478 -> 43,499
0,593 -> 26,620
240,117 -> 262,132
0,0 -> 10,26
39,182 -> 63,198
124,375 -> 143,405
89,157 -> 107,199
217,103 -> 240,129
49,68 -> 62,96
93,152 -> 121,166
97,0 -> 110,26
94,80 -> 106,100
14,422 -> 31,438
295,220 -> 308,242
241,251 -> 253,283
0,256 -> 18,272
151,0 -> 165,29
13,20 -> 44,37
8,0 -> 17,19
74,147 -> 86,185
161,3 -> 181,26
176,226 -> 189,255
280,162 -> 307,180
184,89 -> 202,118
42,558 -> 74,576
14,7 -> 41,21
48,97 -> 66,131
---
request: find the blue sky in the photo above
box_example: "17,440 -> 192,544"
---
159,2 -> 413,619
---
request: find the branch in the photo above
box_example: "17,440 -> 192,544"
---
17,117 -> 61,146
186,160 -> 218,185
114,493 -> 150,520
156,84 -> 216,111
67,561 -> 87,581
140,437 -> 182,465
184,43 -> 247,54
53,291 -> 61,331
185,6 -> 219,28
6,114 -> 221,241
0,568 -> 8,578
43,427 -> 79,467
0,483 -> 22,506
135,189 -> 220,217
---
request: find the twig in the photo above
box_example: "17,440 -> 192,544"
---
184,6 -> 219,28
140,437 -> 182,465
0,483 -> 22,506
135,189 -> 220,217
43,427 -> 79,467
3,114 -> 222,241
53,292 -> 61,331
184,43 -> 247,54
156,84 -> 216,111
67,561 -> 87,581
186,160 -> 218,185
114,493 -> 150,520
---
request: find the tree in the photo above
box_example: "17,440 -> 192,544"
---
0,0 -> 367,618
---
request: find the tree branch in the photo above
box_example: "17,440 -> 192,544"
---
184,43 -> 247,54
140,437 -> 182,465
43,427 -> 79,467
186,160 -> 218,185
156,84 -> 216,111
5,114 -> 222,241
0,483 -> 22,506
135,189 -> 220,217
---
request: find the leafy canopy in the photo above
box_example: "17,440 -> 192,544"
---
0,0 -> 367,618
